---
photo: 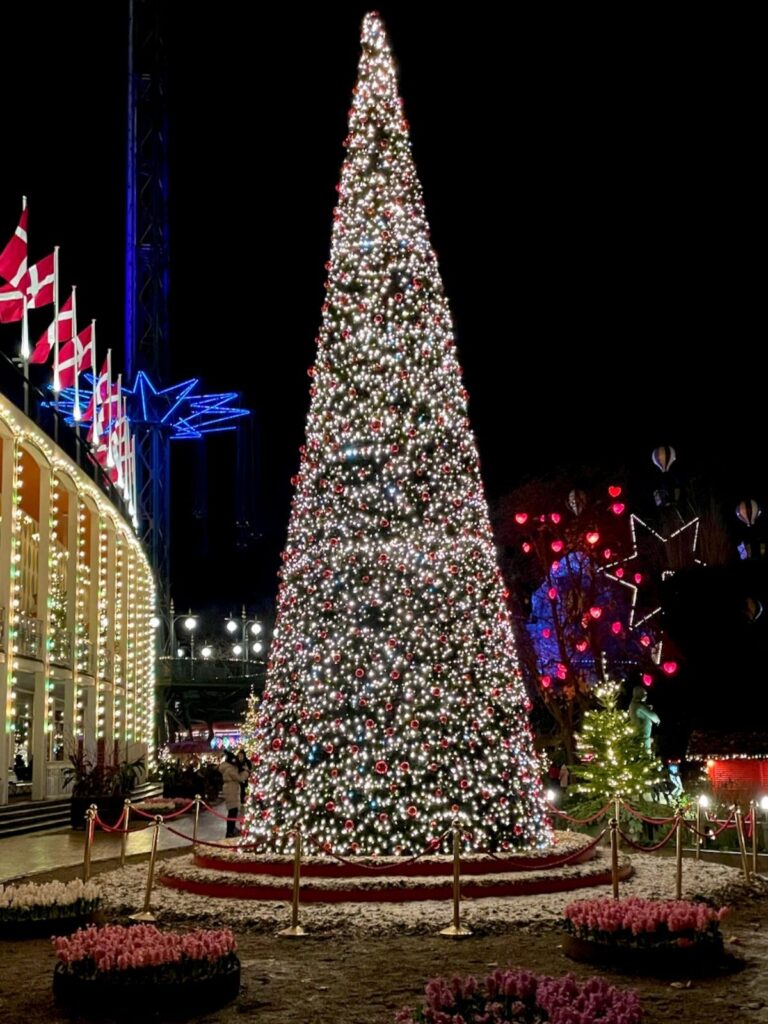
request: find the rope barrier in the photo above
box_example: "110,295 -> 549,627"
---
92,810 -> 154,835
616,818 -> 679,852
91,805 -> 128,832
681,818 -> 711,841
546,801 -> 614,825
199,801 -> 244,823
304,826 -> 454,871
161,824 -> 245,849
620,800 -> 677,825
131,799 -> 196,821
479,828 -> 608,869
704,808 -> 736,837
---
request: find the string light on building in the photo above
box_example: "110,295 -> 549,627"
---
96,522 -> 109,740
113,535 -> 124,748
74,498 -> 90,737
5,442 -> 23,735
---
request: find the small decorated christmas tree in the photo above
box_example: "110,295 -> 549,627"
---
242,13 -> 550,856
573,682 -> 663,803
238,689 -> 260,759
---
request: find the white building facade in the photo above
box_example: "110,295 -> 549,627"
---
0,394 -> 156,804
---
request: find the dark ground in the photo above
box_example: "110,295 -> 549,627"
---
1,851 -> 767,1024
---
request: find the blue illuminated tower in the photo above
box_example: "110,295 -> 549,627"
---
124,0 -> 249,608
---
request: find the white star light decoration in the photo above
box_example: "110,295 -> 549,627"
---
603,513 -> 702,674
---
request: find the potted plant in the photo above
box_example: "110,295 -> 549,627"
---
563,895 -> 730,972
52,924 -> 240,1016
396,967 -> 641,1023
63,750 -> 146,830
1,879 -> 100,939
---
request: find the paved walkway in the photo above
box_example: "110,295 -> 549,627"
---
0,801 -> 234,883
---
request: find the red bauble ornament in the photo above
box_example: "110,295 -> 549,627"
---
375,760 -> 388,774
325,801 -> 336,812
407,805 -> 418,817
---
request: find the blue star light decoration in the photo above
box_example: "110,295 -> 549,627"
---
52,370 -> 249,438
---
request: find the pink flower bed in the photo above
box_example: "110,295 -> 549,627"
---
53,924 -> 237,981
564,896 -> 728,950
395,968 -> 641,1023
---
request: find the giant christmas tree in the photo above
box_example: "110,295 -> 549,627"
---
243,13 -> 550,856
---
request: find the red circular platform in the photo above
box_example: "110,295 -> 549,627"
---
158,833 -> 631,903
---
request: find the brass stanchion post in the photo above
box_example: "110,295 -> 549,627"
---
675,811 -> 683,900
439,820 -> 472,937
278,830 -> 306,937
695,799 -> 702,861
734,806 -> 750,883
193,794 -> 201,845
610,817 -> 620,899
130,815 -> 162,922
82,805 -> 97,882
120,798 -> 132,869
751,802 -> 758,877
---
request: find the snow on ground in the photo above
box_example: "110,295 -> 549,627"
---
97,852 -> 768,937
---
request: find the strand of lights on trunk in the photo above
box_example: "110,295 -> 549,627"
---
43,474 -> 62,737
124,548 -> 136,742
113,535 -> 124,748
96,521 -> 109,740
74,499 -> 90,737
5,442 -> 23,734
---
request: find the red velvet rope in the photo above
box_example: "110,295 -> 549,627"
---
681,818 -> 710,840
200,801 -> 243,823
620,800 -> 677,825
547,801 -> 614,825
91,806 -> 128,833
705,808 -> 736,837
616,817 -> 679,852
304,827 -> 454,871
478,828 -> 608,869
161,824 -> 244,849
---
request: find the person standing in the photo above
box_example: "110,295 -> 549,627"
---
220,751 -> 249,838
559,763 -> 570,791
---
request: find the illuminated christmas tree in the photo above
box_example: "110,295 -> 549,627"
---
243,13 -> 550,856
239,689 -> 260,759
572,682 -> 662,802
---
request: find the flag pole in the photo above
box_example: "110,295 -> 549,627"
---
52,246 -> 60,440
20,196 -> 29,415
21,296 -> 29,415
71,287 -> 81,464
89,320 -> 98,443
103,349 -> 113,474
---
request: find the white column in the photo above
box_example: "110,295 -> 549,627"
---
0,430 -> 15,805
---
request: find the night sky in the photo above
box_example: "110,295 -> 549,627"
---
2,3 -> 764,694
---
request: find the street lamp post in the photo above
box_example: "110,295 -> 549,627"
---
170,605 -> 199,680
226,606 -> 263,675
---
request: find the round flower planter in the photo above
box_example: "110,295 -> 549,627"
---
53,959 -> 241,1017
563,933 -> 728,975
1,912 -> 99,941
